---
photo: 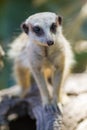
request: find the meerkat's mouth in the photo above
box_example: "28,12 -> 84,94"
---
34,40 -> 49,47
34,40 -> 55,47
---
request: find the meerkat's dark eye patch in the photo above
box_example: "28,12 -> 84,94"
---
21,23 -> 29,34
50,23 -> 57,33
32,26 -> 44,36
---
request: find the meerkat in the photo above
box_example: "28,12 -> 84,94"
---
9,12 -> 74,106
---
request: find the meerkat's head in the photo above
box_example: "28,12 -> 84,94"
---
21,12 -> 62,47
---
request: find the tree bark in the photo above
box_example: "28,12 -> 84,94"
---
0,73 -> 87,130
0,84 -> 62,130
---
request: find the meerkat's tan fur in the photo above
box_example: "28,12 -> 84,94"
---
9,12 -> 74,106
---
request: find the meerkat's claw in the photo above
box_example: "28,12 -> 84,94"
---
44,103 -> 60,114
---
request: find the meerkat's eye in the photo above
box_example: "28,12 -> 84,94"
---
32,26 -> 44,36
50,23 -> 57,33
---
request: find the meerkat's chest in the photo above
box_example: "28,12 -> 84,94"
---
29,45 -> 62,68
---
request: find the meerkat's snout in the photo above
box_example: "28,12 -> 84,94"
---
47,40 -> 54,46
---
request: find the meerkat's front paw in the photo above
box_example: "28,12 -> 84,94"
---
44,103 -> 61,114
44,103 -> 62,130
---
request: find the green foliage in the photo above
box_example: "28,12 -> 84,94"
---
74,52 -> 87,73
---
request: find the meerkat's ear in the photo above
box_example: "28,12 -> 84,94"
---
21,22 -> 29,34
57,16 -> 63,25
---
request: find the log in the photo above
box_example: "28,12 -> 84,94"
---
62,73 -> 87,130
0,73 -> 87,130
0,84 -> 62,130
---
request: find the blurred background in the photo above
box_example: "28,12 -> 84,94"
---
0,0 -> 87,89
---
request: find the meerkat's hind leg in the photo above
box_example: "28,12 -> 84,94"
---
14,64 -> 31,98
44,68 -> 53,98
44,68 -> 52,85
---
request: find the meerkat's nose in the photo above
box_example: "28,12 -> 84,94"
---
47,40 -> 54,46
